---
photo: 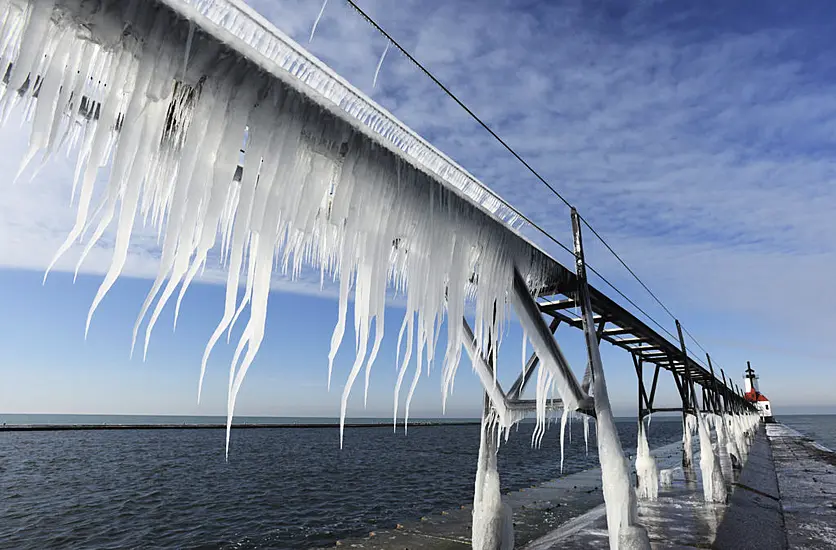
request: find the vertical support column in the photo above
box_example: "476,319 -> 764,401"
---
571,208 -> 649,550
706,354 -> 733,482
720,368 -> 731,413
675,320 -> 696,478
634,354 -> 646,421
471,309 -> 513,550
707,354 -> 721,413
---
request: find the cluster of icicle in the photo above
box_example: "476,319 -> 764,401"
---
0,0 -> 552,451
177,0 -> 522,225
672,411 -> 761,504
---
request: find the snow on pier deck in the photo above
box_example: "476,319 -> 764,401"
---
766,423 -> 836,549
326,423 -> 836,549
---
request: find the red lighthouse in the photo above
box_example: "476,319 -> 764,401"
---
743,362 -> 774,422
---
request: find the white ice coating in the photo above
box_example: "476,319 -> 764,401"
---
167,0 -> 523,225
723,413 -> 743,467
531,354 -> 554,449
472,417 -> 514,550
583,413 -> 590,456
0,0 -> 555,454
696,413 -> 726,503
583,328 -> 649,549
709,413 -> 733,481
658,468 -> 674,487
559,406 -> 569,474
682,413 -> 696,473
635,420 -> 658,501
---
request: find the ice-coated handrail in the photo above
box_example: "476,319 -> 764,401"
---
161,0 -> 522,227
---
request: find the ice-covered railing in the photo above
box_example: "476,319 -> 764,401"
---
160,0 -> 522,227
0,0 -> 567,454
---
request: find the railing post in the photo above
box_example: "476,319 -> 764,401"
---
707,354 -> 722,413
571,208 -> 649,550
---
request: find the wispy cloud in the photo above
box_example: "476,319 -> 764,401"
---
0,0 -> 833,374
246,0 -> 836,356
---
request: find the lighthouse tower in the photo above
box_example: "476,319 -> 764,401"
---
743,362 -> 774,422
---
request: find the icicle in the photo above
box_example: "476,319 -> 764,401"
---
559,406 -> 568,474
568,411 -> 572,443
309,0 -> 328,42
372,42 -> 390,89
583,414 -> 589,456
0,0 -> 552,459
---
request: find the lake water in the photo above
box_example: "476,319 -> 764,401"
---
777,414 -> 836,450
3,414 -> 833,549
1,415 -> 681,549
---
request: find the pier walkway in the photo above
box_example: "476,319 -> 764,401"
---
327,422 -> 836,549
767,423 -> 836,549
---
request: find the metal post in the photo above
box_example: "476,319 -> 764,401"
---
571,208 -> 650,549
707,354 -> 722,413
675,320 -> 696,478
675,320 -> 698,411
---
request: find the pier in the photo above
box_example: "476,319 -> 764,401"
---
0,2 -> 812,549
323,421 -> 836,549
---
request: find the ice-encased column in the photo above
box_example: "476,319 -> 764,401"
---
571,209 -> 650,550
472,409 -> 513,550
710,413 -> 733,482
696,413 -> 726,503
635,419 -> 659,501
723,413 -> 742,469
682,412 -> 697,481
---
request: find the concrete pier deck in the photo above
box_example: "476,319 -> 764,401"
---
767,423 -> 836,549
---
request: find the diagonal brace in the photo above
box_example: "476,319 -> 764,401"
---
510,267 -> 591,411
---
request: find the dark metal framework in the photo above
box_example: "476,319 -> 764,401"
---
465,208 -> 755,434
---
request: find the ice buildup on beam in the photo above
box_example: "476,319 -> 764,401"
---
0,0 -> 567,451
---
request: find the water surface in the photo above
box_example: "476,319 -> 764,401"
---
0,415 -> 681,549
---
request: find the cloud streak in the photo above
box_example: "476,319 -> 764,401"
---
0,0 -> 833,376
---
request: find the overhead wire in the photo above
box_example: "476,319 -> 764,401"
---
341,0 -> 726,380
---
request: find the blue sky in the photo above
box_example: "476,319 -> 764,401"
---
1,0 -> 835,418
